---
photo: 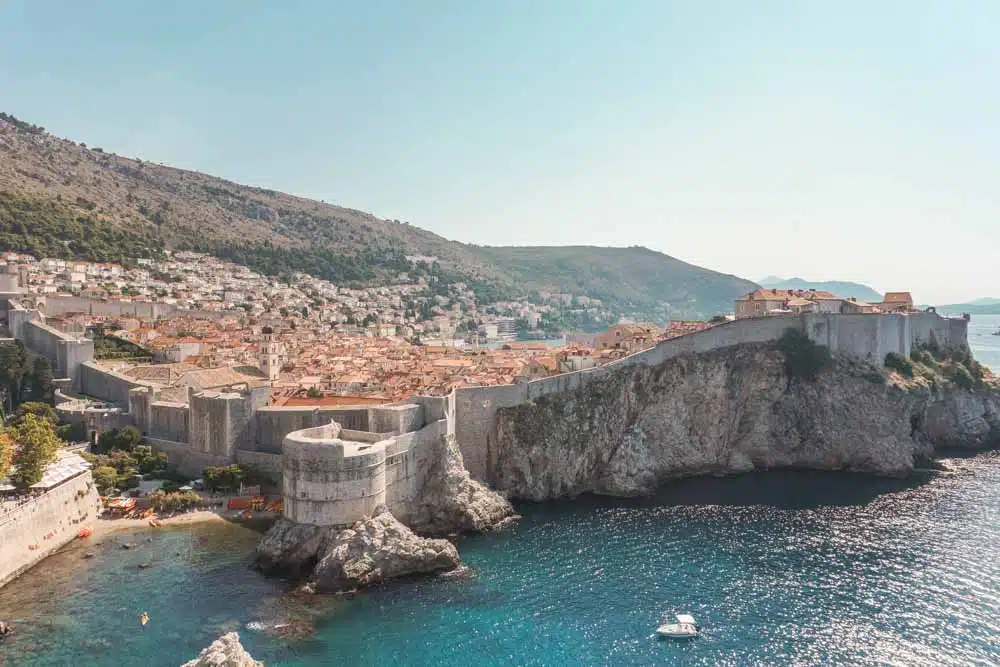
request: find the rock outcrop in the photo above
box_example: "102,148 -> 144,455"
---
406,434 -> 515,535
311,507 -> 460,592
492,344 -> 1000,500
181,632 -> 262,667
257,507 -> 461,592
255,518 -> 326,576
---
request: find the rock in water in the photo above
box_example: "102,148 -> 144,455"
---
180,632 -> 262,667
256,518 -> 327,576
311,506 -> 460,592
406,435 -> 515,535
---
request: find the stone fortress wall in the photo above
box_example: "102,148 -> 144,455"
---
7,299 -> 94,389
36,294 -> 241,322
452,311 -> 969,482
0,468 -> 102,588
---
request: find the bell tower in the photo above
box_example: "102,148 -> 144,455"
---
259,326 -> 281,381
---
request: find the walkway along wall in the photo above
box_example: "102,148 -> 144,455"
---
453,312 -> 969,483
0,471 -> 102,588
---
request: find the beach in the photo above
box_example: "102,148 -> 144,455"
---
87,508 -> 230,539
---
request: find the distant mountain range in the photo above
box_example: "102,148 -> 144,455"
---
930,298 -> 1000,315
758,277 -> 883,303
0,111 -> 755,320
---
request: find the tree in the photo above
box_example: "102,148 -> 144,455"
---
306,386 -> 322,398
0,341 -> 29,409
21,356 -> 54,403
0,432 -> 13,481
10,401 -> 58,426
95,425 -> 143,454
9,414 -> 60,488
93,466 -> 118,495
202,464 -> 263,492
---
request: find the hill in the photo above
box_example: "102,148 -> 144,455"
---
479,246 -> 755,318
0,112 -> 755,319
759,277 -> 882,303
932,300 -> 1000,316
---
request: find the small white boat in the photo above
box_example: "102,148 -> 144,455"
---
656,613 -> 700,639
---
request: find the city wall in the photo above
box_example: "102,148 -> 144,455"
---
81,361 -> 153,407
37,295 -> 243,322
453,312 -> 969,482
19,318 -> 94,385
0,471 -> 102,588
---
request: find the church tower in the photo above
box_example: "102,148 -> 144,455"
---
259,326 -> 281,381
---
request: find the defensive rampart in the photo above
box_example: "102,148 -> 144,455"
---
81,361 -> 153,406
453,311 -> 969,482
0,470 -> 102,588
37,294 -> 243,322
20,319 -> 94,387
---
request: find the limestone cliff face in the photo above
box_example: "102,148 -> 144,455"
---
493,344 -> 1000,501
180,632 -> 262,667
405,435 -> 515,536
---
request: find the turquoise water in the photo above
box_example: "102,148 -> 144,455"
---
3,461 -> 999,666
1,329 -> 998,666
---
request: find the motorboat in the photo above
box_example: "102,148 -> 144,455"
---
656,613 -> 700,639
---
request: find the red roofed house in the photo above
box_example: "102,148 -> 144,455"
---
879,292 -> 914,313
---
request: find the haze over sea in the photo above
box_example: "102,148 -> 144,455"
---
1,318 -> 999,666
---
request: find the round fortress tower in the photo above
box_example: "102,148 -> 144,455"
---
281,421 -> 388,526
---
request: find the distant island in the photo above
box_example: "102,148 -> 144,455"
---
758,277 -> 882,303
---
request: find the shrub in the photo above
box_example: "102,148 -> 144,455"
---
884,353 -> 914,378
93,466 -> 118,494
149,489 -> 204,511
862,368 -> 887,385
948,364 -> 976,390
775,328 -> 832,382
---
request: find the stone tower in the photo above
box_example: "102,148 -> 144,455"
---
259,326 -> 281,381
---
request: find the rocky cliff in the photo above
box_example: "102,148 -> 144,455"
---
493,343 -> 1000,500
181,632 -> 262,667
406,434 -> 515,535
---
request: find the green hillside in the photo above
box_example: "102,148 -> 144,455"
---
0,112 -> 756,320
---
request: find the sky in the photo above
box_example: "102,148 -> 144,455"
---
1,0 -> 999,304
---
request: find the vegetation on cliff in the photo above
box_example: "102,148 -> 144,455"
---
774,328 -> 832,383
890,342 -> 991,391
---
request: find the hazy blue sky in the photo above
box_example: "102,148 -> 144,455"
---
2,0 -> 998,303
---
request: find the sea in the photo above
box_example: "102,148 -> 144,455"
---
1,317 -> 999,666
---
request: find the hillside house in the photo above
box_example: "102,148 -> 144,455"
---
595,323 -> 661,352
734,289 -> 838,319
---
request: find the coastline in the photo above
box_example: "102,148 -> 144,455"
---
85,509 -> 231,539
